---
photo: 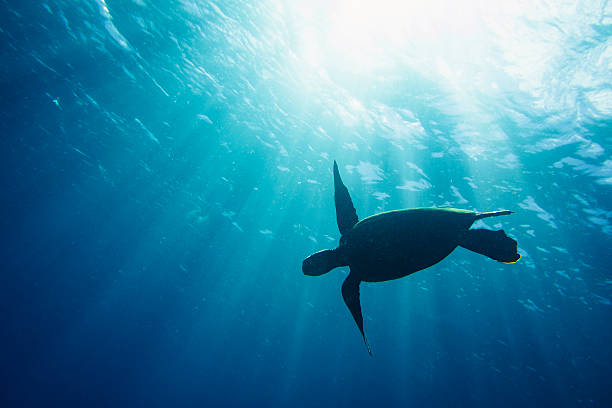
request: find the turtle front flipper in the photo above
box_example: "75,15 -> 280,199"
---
334,161 -> 359,235
342,272 -> 372,355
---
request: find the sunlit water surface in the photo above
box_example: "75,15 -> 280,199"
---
1,1 -> 611,407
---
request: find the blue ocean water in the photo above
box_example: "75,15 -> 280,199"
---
1,0 -> 611,406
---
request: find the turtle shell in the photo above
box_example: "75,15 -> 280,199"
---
341,208 -> 478,282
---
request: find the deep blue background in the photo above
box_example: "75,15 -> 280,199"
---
1,1 -> 611,407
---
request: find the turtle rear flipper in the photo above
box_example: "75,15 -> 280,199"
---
342,272 -> 372,356
459,229 -> 521,263
334,161 -> 359,235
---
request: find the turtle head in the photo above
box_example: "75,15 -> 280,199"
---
303,248 -> 346,276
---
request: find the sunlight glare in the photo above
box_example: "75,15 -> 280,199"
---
294,0 -> 517,79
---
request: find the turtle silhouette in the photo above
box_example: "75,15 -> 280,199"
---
303,161 -> 520,355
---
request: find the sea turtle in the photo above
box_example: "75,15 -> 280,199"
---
302,161 -> 520,355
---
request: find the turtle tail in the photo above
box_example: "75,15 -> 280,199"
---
475,210 -> 513,220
